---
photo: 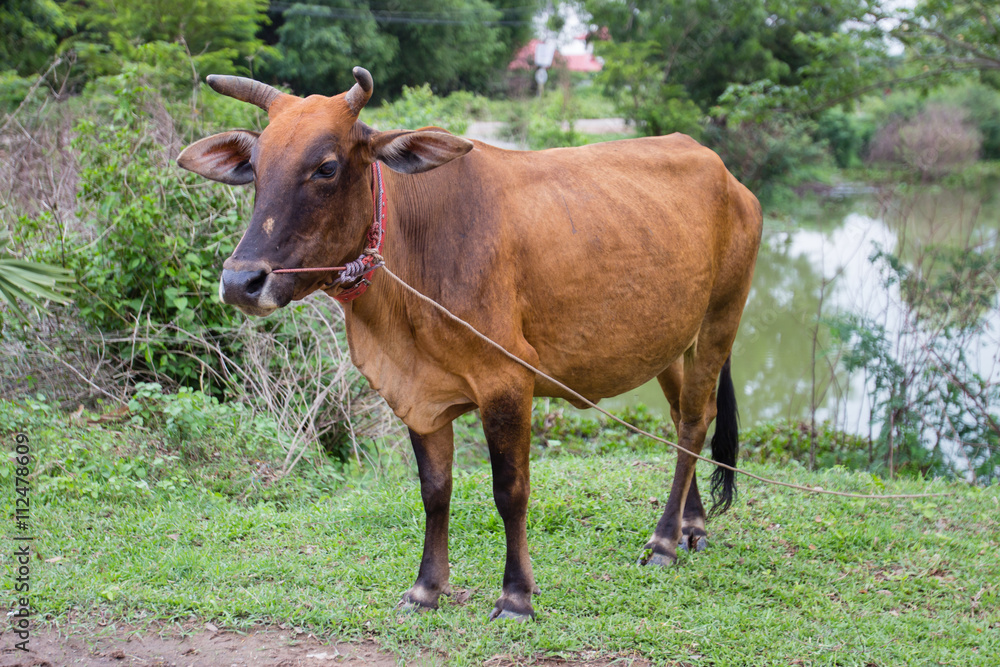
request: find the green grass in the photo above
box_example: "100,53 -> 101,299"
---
3,399 -> 999,665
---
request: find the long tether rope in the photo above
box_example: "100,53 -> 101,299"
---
379,265 -> 952,501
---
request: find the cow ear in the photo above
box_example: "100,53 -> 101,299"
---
369,130 -> 473,174
177,130 -> 258,185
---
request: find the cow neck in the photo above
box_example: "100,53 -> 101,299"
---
333,161 -> 387,303
344,165 -> 417,320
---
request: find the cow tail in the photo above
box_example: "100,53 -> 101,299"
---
709,356 -> 739,518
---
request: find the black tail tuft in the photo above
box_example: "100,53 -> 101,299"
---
709,356 -> 739,518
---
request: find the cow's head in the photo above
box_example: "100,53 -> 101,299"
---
177,67 -> 473,316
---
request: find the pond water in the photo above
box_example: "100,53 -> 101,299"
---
601,184 -> 1000,434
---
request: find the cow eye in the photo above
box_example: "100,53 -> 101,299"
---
314,161 -> 338,179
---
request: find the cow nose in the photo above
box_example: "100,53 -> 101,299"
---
219,265 -> 294,316
221,268 -> 268,302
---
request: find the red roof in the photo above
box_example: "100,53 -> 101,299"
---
563,54 -> 603,73
509,39 -> 546,71
508,39 -> 603,72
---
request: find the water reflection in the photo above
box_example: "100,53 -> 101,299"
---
603,186 -> 1000,433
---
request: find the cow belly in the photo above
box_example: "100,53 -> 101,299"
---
522,286 -> 707,402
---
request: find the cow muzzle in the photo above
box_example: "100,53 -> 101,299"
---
219,266 -> 294,317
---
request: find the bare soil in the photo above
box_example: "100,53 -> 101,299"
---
1,619 -> 652,666
0,624 -> 398,667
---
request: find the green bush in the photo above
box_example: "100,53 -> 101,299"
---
0,395 -> 345,505
364,83 -> 485,134
0,69 -> 34,112
954,84 -> 1000,160
702,118 -> 831,201
22,71 -> 250,391
741,420 -> 873,471
829,245 -> 1000,484
60,0 -> 270,95
595,41 -> 703,138
499,91 -> 588,150
815,107 -> 874,168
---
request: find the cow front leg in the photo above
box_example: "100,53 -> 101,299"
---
482,392 -> 536,621
400,424 -> 454,610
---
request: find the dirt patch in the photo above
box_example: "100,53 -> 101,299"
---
0,624 -> 398,667
1,620 -> 653,666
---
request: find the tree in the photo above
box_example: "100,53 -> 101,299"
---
261,1 -> 398,96
379,0 -> 507,95
700,0 -> 1000,121
594,40 -> 703,137
896,0 -> 1000,83
63,0 -> 270,88
586,0 -> 892,128
0,0 -> 72,77
259,0 -> 540,98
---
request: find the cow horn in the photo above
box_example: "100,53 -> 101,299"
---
205,75 -> 282,112
345,67 -> 373,115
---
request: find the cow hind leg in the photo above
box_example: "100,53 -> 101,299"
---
656,362 -> 710,553
644,325 -> 739,566
400,424 -> 455,610
481,390 -> 537,621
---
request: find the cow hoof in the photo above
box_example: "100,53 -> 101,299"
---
396,601 -> 425,616
679,534 -> 708,553
397,588 -> 439,613
488,595 -> 535,622
639,551 -> 676,567
396,599 -> 434,614
489,608 -> 532,622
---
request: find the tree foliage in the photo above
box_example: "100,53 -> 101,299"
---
897,0 -> 1000,81
262,2 -> 397,96
51,0 -> 271,93
260,0 -> 539,97
586,0 -> 892,127
0,0 -> 72,77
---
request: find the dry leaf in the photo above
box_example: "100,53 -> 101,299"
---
88,405 -> 131,425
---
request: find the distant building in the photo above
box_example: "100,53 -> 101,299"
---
509,35 -> 604,73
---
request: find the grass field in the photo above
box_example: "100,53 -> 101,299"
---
3,398 -> 998,665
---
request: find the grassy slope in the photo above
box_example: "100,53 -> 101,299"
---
4,405 -> 999,666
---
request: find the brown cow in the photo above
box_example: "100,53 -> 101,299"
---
178,68 -> 762,621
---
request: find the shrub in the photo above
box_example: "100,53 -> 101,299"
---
363,84 -> 485,134
0,70 -> 34,112
815,107 -> 874,169
829,243 -> 1000,484
500,92 -> 580,149
40,73 -> 251,391
595,41 -> 703,138
952,84 -> 1000,161
867,104 -> 981,180
741,420 -> 873,471
702,118 -> 830,200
